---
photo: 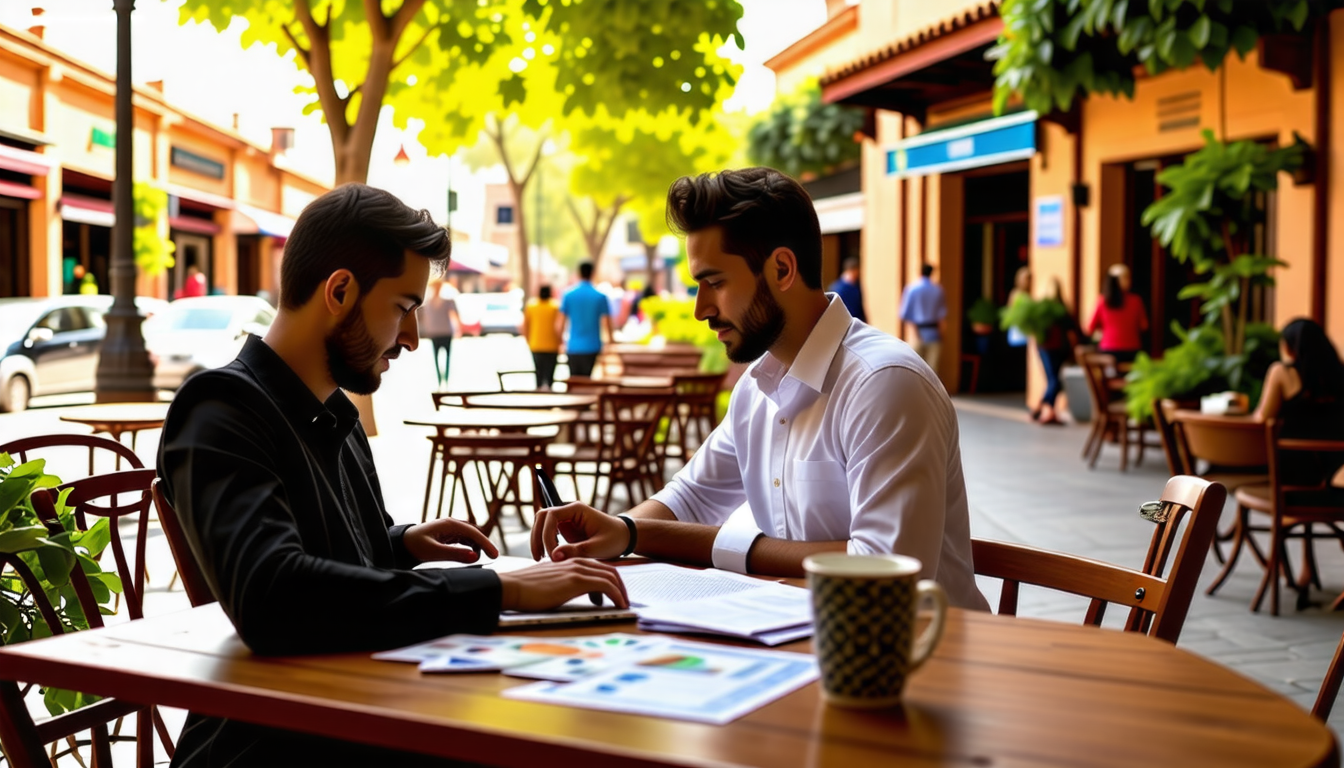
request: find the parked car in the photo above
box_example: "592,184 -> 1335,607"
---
0,294 -> 167,412
142,296 -> 276,390
454,290 -> 523,336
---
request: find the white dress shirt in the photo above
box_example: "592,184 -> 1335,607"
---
652,296 -> 988,610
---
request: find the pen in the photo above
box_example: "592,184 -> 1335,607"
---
536,466 -> 604,608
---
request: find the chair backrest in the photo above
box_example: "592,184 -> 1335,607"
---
497,370 -> 538,391
1075,348 -> 1118,417
561,376 -> 614,394
0,433 -> 144,478
432,391 -> 499,409
972,475 -> 1226,644
597,390 -> 671,465
1170,410 -> 1269,470
150,477 -> 215,608
50,468 -> 158,621
1265,419 -> 1344,513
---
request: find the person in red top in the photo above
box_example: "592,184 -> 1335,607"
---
1087,264 -> 1147,363
175,264 -> 207,300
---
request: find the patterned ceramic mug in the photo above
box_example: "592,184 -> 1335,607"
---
803,553 -> 948,708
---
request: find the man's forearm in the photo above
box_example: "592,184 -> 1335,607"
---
746,538 -> 848,578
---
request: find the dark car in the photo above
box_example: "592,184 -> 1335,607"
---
0,295 -> 167,412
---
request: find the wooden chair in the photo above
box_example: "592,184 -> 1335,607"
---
548,389 -> 671,511
1150,399 -> 1187,476
972,475 -> 1226,644
422,431 -> 556,552
0,478 -> 177,766
0,501 -> 152,768
497,369 -> 538,391
663,371 -> 727,468
1313,631 -> 1344,720
1241,421 -> 1344,616
150,477 -> 215,608
1076,349 -> 1151,471
0,432 -> 144,477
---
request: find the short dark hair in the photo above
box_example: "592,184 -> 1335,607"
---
280,184 -> 450,309
921,263 -> 935,278
539,284 -> 553,300
578,261 -> 595,280
666,167 -> 822,289
842,257 -> 861,272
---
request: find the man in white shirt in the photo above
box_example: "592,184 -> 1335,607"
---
531,167 -> 987,610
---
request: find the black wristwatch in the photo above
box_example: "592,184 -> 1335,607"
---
617,514 -> 638,557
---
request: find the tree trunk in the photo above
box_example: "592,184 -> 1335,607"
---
643,240 -> 660,293
510,178 -> 532,295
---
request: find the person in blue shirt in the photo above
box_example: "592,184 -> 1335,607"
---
827,257 -> 866,323
899,263 -> 947,371
558,260 -> 612,377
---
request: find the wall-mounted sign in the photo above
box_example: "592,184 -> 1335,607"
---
885,110 -> 1037,179
90,127 -> 115,150
170,146 -> 225,180
1035,195 -> 1065,247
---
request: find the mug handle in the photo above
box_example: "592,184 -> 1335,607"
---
908,579 -> 949,672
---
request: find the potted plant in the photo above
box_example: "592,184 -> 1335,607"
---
0,453 -> 121,715
967,297 -> 999,336
1124,130 -> 1303,420
999,294 -> 1068,343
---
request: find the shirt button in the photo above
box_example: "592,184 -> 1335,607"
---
779,418 -> 786,424
773,478 -> 781,488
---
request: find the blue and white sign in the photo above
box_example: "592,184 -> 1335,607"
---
886,111 -> 1037,179
1034,195 -> 1065,247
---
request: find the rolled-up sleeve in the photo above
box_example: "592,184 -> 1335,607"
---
840,366 -> 956,577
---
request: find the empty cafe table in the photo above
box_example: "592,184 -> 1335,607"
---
0,601 -> 1333,768
462,393 -> 597,411
58,402 -> 170,451
404,407 -> 579,434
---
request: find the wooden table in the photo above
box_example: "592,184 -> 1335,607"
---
595,375 -> 675,390
404,407 -> 579,433
463,393 -> 597,411
0,603 -> 1333,768
58,402 -> 170,451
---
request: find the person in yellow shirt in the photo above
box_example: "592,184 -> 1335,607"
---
522,285 -> 562,390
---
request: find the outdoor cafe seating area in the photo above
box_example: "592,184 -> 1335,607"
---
0,343 -> 1342,767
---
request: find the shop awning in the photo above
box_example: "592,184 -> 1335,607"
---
60,195 -> 114,228
0,179 -> 41,200
0,144 -> 54,176
234,203 -> 296,238
820,4 -> 1001,121
814,192 -> 864,234
166,183 -> 235,211
447,241 -> 506,274
886,110 -> 1036,178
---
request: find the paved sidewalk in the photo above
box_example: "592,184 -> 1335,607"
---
2,339 -> 1341,754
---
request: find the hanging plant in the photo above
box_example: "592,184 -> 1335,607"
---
747,78 -> 865,179
132,181 -> 176,277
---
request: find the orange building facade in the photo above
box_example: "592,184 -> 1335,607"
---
789,1 -> 1344,404
0,24 -> 328,302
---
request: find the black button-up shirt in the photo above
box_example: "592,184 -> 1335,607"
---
159,336 -> 500,765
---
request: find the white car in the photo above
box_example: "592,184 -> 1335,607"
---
143,296 -> 276,390
455,291 -> 523,336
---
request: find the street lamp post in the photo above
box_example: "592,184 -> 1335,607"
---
96,0 -> 154,403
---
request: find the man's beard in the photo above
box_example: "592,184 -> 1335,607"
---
709,274 -> 785,364
326,306 -> 392,395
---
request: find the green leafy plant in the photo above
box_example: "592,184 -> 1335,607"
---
999,294 -> 1069,343
0,454 -> 122,715
1123,322 -> 1279,420
747,78 -> 865,178
989,0 -> 1334,115
133,181 -> 175,278
967,297 -> 999,329
638,296 -> 724,374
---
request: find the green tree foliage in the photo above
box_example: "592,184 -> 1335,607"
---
132,182 -> 175,277
999,294 -> 1068,342
567,105 -> 739,276
0,455 -> 121,716
989,0 -> 1338,115
746,78 -> 864,178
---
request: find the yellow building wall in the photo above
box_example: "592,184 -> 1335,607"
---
862,110 -> 903,337
1329,11 -> 1344,344
0,54 -> 39,133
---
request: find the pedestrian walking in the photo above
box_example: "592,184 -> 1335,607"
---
522,284 -> 562,390
828,256 -> 866,322
899,263 -> 947,370
418,275 -> 460,389
558,261 -> 611,377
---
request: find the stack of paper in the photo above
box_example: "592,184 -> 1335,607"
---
373,632 -> 664,679
617,563 -> 814,646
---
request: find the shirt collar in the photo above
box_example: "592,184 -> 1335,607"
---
236,335 -> 361,440
750,295 -> 853,397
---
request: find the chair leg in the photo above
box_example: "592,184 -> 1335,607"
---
1207,505 -> 1252,596
137,706 -> 154,768
0,679 -> 47,768
1118,418 -> 1130,473
421,441 -> 440,523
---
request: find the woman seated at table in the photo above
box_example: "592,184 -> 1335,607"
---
1251,317 -> 1344,485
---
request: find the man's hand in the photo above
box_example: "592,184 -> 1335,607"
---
403,518 -> 498,564
498,559 -> 629,611
531,502 -> 631,562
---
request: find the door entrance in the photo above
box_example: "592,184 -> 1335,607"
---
0,198 -> 27,297
171,232 -> 212,298
960,168 -> 1030,394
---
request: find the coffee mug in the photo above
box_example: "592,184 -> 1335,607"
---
803,553 -> 948,708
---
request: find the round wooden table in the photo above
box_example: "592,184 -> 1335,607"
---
596,375 -> 675,390
58,402 -> 170,450
462,393 -> 596,411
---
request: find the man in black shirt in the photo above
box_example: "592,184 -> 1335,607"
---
159,184 -> 627,767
